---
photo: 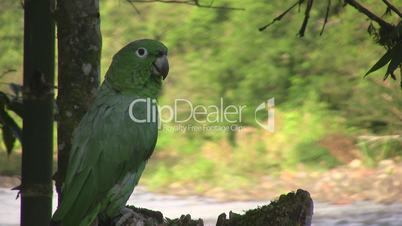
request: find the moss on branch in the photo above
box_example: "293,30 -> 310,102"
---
101,189 -> 313,226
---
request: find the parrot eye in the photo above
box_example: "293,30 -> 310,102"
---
135,47 -> 148,58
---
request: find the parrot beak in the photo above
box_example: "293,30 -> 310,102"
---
152,54 -> 169,80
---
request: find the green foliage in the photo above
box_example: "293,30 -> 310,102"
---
144,157 -> 216,189
0,90 -> 22,155
0,151 -> 20,175
270,92 -> 341,169
358,136 -> 402,167
0,1 -> 23,73
291,142 -> 340,169
260,0 -> 402,86
0,1 -> 23,155
100,0 -> 402,188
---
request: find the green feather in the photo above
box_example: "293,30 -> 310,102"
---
52,39 -> 167,226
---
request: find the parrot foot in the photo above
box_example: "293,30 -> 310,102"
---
115,207 -> 144,226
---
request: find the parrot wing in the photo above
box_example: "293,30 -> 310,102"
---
52,86 -> 158,226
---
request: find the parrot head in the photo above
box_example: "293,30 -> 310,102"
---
105,39 -> 169,97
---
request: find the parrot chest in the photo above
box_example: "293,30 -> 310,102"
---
111,95 -> 159,161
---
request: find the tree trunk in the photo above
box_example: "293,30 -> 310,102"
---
21,0 -> 55,225
55,0 -> 101,203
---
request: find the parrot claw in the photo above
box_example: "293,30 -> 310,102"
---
114,207 -> 144,226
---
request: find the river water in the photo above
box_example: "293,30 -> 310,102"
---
1,187 -> 402,226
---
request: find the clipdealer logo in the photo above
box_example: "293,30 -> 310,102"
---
254,97 -> 275,132
128,98 -> 275,132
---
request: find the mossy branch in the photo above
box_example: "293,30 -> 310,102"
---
100,189 -> 314,226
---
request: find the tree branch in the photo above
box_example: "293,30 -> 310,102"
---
298,0 -> 313,37
320,0 -> 331,35
127,0 -> 244,10
344,0 -> 394,29
127,0 -> 141,15
381,0 -> 402,18
100,189 -> 314,226
259,1 -> 302,31
0,69 -> 16,79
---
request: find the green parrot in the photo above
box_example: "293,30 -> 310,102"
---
52,39 -> 169,226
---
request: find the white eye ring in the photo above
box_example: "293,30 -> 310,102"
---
136,47 -> 148,58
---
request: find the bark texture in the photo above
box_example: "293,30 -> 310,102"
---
55,0 -> 101,203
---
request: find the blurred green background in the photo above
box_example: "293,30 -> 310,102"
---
1,0 -> 401,197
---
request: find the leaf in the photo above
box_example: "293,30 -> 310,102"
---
9,83 -> 22,97
2,126 -> 16,155
0,108 -> 22,141
386,43 -> 402,76
364,48 -> 393,77
7,100 -> 23,118
367,22 -> 376,36
0,92 -> 10,108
